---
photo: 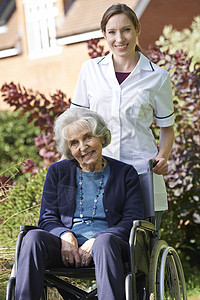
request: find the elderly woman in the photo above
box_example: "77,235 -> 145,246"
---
15,108 -> 143,300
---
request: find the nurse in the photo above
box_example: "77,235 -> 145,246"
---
70,3 -> 175,230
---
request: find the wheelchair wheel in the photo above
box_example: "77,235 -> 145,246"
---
160,246 -> 187,300
149,240 -> 168,300
149,240 -> 187,300
40,286 -> 48,300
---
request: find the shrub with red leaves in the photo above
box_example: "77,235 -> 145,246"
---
87,38 -> 109,58
22,159 -> 38,175
147,45 -> 200,267
1,83 -> 71,166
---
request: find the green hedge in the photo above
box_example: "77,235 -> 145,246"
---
0,110 -> 42,177
0,167 -> 46,244
0,167 -> 46,299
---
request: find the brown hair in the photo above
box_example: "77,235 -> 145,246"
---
101,3 -> 142,53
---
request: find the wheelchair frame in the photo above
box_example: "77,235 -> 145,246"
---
6,160 -> 187,300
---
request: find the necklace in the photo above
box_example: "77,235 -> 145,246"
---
79,158 -> 105,225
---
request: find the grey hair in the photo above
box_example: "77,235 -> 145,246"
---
54,108 -> 111,159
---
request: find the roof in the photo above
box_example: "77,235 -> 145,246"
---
56,0 -> 140,38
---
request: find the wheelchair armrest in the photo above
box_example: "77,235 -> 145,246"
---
128,219 -> 156,279
19,225 -> 39,232
129,219 -> 156,247
132,219 -> 156,232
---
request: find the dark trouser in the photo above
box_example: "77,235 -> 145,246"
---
15,230 -> 129,300
15,229 -> 63,300
92,233 -> 129,300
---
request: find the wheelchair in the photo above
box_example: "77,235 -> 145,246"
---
6,160 -> 187,300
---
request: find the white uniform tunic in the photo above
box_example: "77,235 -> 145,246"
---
71,52 -> 174,211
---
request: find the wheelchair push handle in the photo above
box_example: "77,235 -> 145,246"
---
148,159 -> 158,172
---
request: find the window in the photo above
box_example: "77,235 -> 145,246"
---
0,0 -> 16,33
23,0 -> 61,59
63,0 -> 74,15
0,0 -> 16,26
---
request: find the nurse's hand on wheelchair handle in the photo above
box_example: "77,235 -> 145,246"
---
152,157 -> 168,175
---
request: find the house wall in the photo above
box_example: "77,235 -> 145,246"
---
0,43 -> 87,105
0,39 -> 109,110
0,0 -> 109,111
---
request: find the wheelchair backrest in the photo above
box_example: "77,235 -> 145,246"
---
138,160 -> 155,219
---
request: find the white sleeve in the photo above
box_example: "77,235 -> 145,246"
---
154,73 -> 174,127
71,62 -> 90,109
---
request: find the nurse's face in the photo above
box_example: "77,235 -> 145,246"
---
103,13 -> 138,59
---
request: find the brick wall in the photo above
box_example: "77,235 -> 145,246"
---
0,39 -> 109,111
139,0 -> 200,50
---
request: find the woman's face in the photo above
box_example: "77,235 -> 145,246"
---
103,13 -> 138,59
66,125 -> 104,172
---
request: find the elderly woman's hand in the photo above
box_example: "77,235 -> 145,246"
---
79,238 -> 95,267
61,232 -> 81,267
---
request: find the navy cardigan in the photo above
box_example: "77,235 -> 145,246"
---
38,157 -> 144,243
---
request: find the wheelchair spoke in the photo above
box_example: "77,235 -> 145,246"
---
162,254 -> 180,299
160,247 -> 187,300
